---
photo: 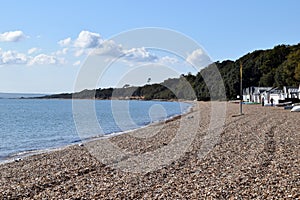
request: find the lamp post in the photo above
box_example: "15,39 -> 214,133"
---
240,62 -> 243,115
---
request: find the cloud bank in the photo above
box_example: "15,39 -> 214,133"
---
0,30 -> 210,69
0,48 -> 65,66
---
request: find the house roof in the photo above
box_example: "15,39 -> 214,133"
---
254,87 -> 273,95
284,86 -> 299,94
288,88 -> 299,93
243,86 -> 274,95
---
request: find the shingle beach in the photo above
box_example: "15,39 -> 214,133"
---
0,102 -> 299,199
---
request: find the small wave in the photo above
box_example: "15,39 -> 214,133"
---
70,139 -> 83,143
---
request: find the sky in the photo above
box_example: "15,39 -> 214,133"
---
0,0 -> 299,93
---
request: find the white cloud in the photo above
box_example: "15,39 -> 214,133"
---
74,31 -> 102,49
54,48 -> 68,56
159,56 -> 179,65
63,31 -> 156,64
58,37 -> 71,47
62,48 -> 68,54
28,54 -> 65,66
0,47 -> 66,66
92,40 -> 123,57
0,30 -> 26,42
27,47 -> 40,55
0,50 -> 27,65
186,49 -> 211,68
57,30 -> 168,65
74,49 -> 85,57
123,47 -> 158,63
73,36 -> 123,58
73,60 -> 81,66
69,31 -> 104,57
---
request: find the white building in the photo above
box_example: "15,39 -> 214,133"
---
283,86 -> 299,99
243,86 -> 288,105
243,85 -> 300,105
262,89 -> 284,105
243,87 -> 272,103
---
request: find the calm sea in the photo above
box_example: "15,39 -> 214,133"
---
0,99 -> 190,162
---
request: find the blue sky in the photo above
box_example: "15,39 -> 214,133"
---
0,0 -> 299,93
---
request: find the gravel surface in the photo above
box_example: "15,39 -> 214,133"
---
0,102 -> 299,199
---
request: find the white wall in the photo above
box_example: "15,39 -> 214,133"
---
243,94 -> 250,102
269,94 -> 281,105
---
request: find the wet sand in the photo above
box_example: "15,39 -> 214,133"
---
0,102 -> 299,199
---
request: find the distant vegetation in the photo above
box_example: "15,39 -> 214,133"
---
39,43 -> 300,101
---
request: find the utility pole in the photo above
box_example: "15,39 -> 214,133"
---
240,62 -> 243,115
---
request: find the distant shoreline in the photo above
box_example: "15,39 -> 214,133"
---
0,93 -> 47,99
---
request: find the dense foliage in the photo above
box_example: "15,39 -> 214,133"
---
40,43 -> 300,101
193,43 -> 300,100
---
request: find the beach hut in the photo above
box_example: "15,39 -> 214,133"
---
283,86 -> 299,99
242,86 -> 273,103
264,88 -> 284,105
242,87 -> 251,102
252,87 -> 272,104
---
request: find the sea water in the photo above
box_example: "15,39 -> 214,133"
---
0,99 -> 190,161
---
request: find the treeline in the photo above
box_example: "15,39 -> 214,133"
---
215,43 -> 300,99
41,78 -> 197,100
39,43 -> 300,101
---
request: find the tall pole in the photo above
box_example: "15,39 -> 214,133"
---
240,62 -> 243,115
